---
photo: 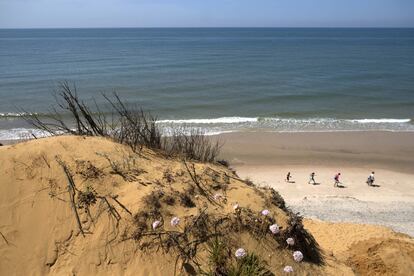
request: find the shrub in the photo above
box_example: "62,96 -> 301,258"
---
163,126 -> 222,162
23,82 -> 222,162
244,178 -> 255,187
228,253 -> 273,276
22,81 -> 111,137
217,159 -> 230,167
77,186 -> 97,209
162,195 -> 176,206
206,237 -> 230,275
179,192 -> 196,208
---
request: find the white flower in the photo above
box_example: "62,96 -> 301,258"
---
152,220 -> 161,230
269,224 -> 280,234
286,238 -> 295,246
261,209 -> 270,216
235,248 -> 247,259
213,193 -> 223,201
283,265 -> 294,273
233,203 -> 239,210
170,217 -> 180,227
293,251 -> 303,262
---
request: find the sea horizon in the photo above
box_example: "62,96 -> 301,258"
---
2,27 -> 414,29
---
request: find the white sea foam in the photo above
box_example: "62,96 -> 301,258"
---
0,128 -> 50,140
1,117 -> 412,141
157,117 -> 414,133
158,117 -> 258,124
347,118 -> 411,124
159,117 -> 411,125
0,112 -> 37,118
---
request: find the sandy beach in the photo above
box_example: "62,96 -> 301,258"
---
219,131 -> 414,236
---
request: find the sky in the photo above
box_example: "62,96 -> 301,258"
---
0,0 -> 413,28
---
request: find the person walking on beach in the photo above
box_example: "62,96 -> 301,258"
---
367,171 -> 375,186
334,173 -> 341,187
286,172 -> 292,182
308,172 -> 316,185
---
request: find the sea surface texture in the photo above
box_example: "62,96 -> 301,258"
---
1,28 -> 413,139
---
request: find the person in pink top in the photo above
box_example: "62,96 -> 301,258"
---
334,173 -> 341,187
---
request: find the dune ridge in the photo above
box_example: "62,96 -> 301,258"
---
0,136 -> 413,275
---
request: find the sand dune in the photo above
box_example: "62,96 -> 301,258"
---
0,136 -> 413,275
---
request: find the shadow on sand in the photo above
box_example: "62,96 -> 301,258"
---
370,184 -> 381,188
335,184 -> 346,188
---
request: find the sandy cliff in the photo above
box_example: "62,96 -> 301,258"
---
0,136 -> 413,275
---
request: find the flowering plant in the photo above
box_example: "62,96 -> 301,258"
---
286,237 -> 294,246
269,224 -> 279,234
213,193 -> 223,201
293,251 -> 303,262
235,248 -> 247,259
170,217 -> 180,227
152,220 -> 161,230
261,209 -> 270,216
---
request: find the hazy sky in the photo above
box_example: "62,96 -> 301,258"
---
1,0 -> 413,28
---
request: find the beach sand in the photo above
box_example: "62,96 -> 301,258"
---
219,131 -> 414,236
0,135 -> 413,275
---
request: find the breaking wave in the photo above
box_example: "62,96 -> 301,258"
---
1,117 -> 413,141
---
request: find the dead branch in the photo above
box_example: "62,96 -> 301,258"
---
0,231 -> 9,245
183,160 -> 216,204
42,154 -> 51,168
56,157 -> 85,237
99,196 -> 121,222
111,195 -> 132,216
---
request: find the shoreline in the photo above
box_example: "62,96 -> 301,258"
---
218,130 -> 414,174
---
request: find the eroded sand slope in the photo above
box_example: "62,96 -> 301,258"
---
0,136 -> 412,275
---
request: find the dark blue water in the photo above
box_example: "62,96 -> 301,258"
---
1,28 -> 414,138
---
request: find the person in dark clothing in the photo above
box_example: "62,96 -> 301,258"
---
308,172 -> 316,185
334,172 -> 341,187
286,172 -> 292,182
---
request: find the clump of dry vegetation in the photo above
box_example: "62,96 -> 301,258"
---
204,237 -> 273,276
22,81 -> 221,162
98,152 -> 146,182
179,192 -> 196,208
75,160 -> 103,180
127,192 -> 322,275
114,159 -> 322,274
76,185 -> 97,210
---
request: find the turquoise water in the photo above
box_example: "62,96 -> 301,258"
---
1,28 -> 414,138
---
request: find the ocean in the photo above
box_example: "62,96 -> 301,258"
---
1,28 -> 414,139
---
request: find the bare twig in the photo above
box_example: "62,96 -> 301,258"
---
21,83 -> 222,161
99,196 -> 121,222
183,160 -> 215,204
56,157 -> 85,237
0,231 -> 9,245
42,154 -> 51,168
111,195 -> 132,216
